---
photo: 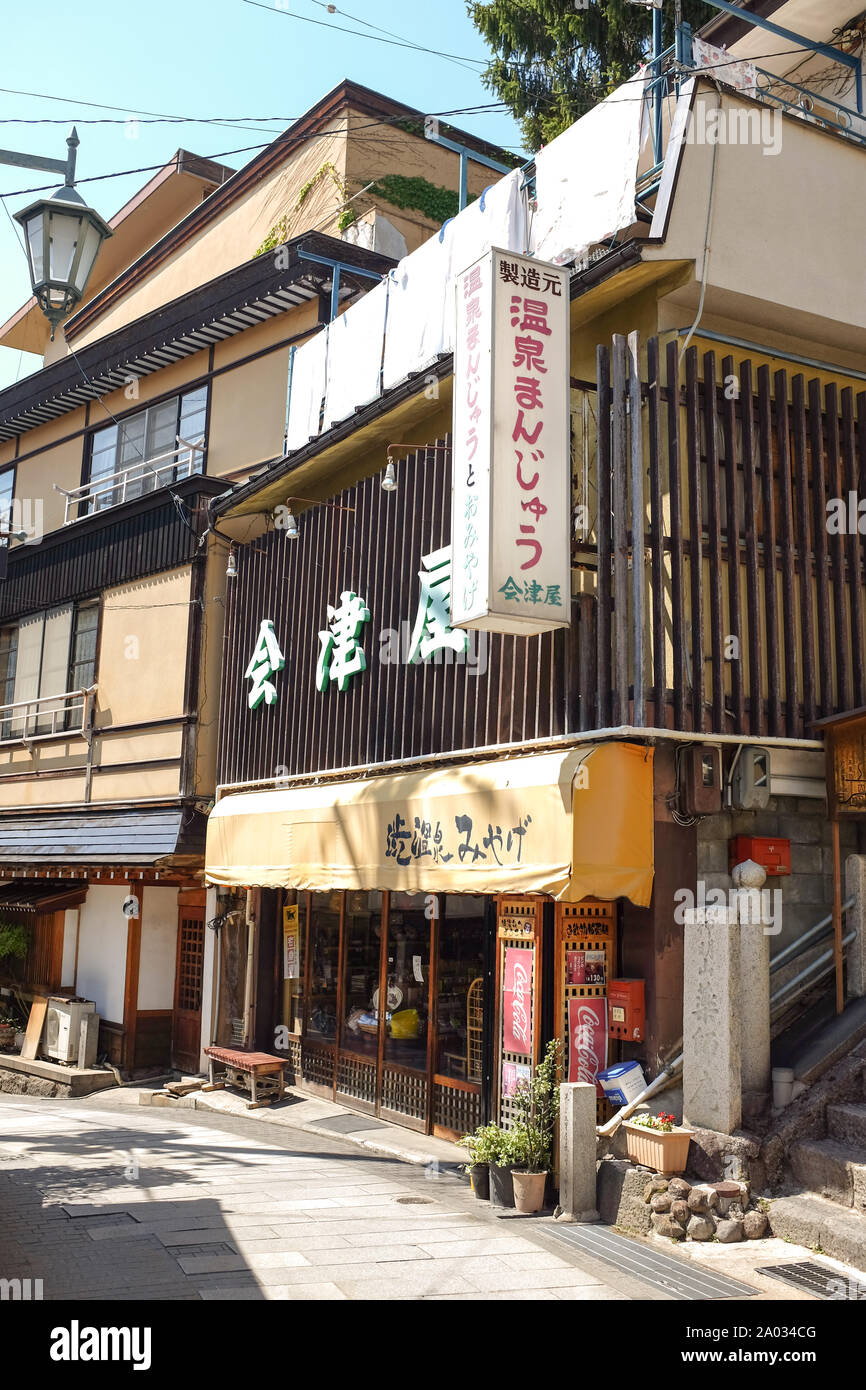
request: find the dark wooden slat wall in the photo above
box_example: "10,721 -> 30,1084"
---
216,445 -> 575,786
599,334 -> 866,740
0,491 -> 207,622
216,335 -> 866,789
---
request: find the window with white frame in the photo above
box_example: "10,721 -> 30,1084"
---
0,466 -> 14,547
85,386 -> 207,513
0,599 -> 99,738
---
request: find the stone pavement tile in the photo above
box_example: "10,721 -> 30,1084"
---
342,1224 -> 483,1247
417,1236 -> 544,1259
332,1194 -> 416,1208
234,1234 -> 350,1254
463,1268 -> 611,1294
551,1286 -> 631,1300
198,1287 -> 267,1301
155,1226 -> 275,1247
497,1250 -> 577,1270
425,1290 -> 561,1301
289,1244 -> 433,1267
85,1224 -> 164,1242
309,1206 -> 458,1224
176,1253 -> 305,1275
335,1274 -> 477,1299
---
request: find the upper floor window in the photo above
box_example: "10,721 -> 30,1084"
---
84,385 -> 208,514
0,599 -> 99,740
0,467 -> 14,549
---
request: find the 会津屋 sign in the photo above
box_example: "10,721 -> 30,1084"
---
451,247 -> 571,634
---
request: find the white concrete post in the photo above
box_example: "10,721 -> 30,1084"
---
683,916 -> 742,1134
845,854 -> 866,1000
557,1082 -> 599,1223
733,861 -> 771,1122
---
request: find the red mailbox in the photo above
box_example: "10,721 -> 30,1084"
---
608,978 -> 645,1042
728,835 -> 791,877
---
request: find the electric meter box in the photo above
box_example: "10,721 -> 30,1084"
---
682,745 -> 722,816
730,746 -> 771,810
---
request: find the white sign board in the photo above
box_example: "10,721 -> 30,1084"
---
451,247 -> 570,633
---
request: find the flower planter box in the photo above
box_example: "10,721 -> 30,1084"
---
623,1122 -> 693,1175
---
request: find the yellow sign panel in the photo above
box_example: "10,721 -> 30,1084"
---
282,904 -> 300,979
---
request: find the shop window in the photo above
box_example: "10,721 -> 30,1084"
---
383,893 -> 430,1074
342,891 -> 384,1057
305,891 -> 339,1041
436,896 -> 485,1082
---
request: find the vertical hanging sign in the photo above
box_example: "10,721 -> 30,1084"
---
282,904 -> 300,979
451,247 -> 571,634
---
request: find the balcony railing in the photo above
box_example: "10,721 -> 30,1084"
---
0,685 -> 96,745
56,436 -> 205,524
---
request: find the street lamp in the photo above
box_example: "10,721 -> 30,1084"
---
1,128 -> 112,338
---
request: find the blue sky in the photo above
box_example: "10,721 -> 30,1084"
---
0,0 -> 525,389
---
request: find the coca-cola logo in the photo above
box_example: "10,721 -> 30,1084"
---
510,961 -> 531,1046
573,1003 -> 603,1082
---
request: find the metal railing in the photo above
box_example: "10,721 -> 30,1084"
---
770,897 -> 855,1020
0,685 -> 96,745
56,436 -> 205,524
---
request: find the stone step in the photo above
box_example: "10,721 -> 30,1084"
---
827,1102 -> 866,1151
789,1138 -> 866,1211
768,1192 -> 866,1275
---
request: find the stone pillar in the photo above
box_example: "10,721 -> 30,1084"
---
682,916 -> 742,1135
734,860 -> 771,1124
557,1082 -> 599,1223
844,854 -> 866,999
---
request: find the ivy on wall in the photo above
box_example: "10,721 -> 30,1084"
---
366,173 -> 476,225
255,160 -> 357,256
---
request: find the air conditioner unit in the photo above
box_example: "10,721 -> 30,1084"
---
43,998 -> 97,1065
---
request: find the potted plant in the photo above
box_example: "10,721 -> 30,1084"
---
623,1110 -> 694,1175
0,1011 -> 15,1051
509,1039 -> 561,1214
0,920 -> 29,973
489,1127 -> 522,1209
457,1123 -> 502,1201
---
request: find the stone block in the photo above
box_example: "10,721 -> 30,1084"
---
670,1199 -> 690,1225
650,1192 -> 672,1213
687,1186 -> 719,1214
790,1139 -> 854,1207
777,815 -> 821,845
667,1177 -> 691,1199
559,1083 -> 598,1221
644,1176 -> 669,1201
697,841 -> 728,874
743,1210 -> 768,1239
596,1159 -> 652,1234
683,919 -> 742,1134
698,813 -> 731,842
686,1214 -> 715,1241
716,1218 -> 744,1243
652,1213 -> 685,1240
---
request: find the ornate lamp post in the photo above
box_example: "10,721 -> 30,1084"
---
1,127 -> 112,338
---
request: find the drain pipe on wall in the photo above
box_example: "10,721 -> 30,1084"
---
597,1052 -> 684,1137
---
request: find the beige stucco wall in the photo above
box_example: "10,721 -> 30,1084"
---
11,435 -> 84,537
207,347 -> 291,477
96,567 -> 191,726
644,88 -> 866,351
69,122 -> 350,350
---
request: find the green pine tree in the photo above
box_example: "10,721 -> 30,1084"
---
468,0 -> 714,151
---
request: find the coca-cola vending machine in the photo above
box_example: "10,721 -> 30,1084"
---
496,898 -> 542,1128
556,900 -> 615,1116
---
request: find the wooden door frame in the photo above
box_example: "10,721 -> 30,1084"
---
172,895 -> 206,1072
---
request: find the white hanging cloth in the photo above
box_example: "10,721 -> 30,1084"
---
324,278 -> 389,429
531,76 -> 646,265
285,326 -> 329,452
383,166 -> 527,389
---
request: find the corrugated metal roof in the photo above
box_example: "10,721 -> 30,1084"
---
0,809 -> 205,864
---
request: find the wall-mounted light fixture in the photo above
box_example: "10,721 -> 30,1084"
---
281,495 -> 355,542
226,545 -> 238,579
382,442 -> 452,493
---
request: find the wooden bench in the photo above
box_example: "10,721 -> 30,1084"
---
203,1046 -> 287,1109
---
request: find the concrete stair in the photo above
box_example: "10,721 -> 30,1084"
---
768,1050 -> 866,1271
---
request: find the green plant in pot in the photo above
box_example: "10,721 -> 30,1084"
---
458,1123 -> 503,1201
0,920 -> 29,964
488,1126 -> 523,1209
510,1039 -> 562,1214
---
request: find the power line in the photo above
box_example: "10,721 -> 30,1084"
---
242,0 -> 490,65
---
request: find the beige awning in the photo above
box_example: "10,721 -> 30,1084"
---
206,742 -> 654,906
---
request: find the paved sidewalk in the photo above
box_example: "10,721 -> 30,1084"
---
0,1093 -> 643,1301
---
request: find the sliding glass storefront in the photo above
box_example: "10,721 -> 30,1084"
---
275,888 -> 491,1138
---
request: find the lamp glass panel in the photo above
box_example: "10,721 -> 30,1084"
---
25,211 -> 44,283
48,207 -> 82,283
73,219 -> 102,293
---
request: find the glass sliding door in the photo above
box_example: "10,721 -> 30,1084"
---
432,895 -> 486,1140
302,891 -> 340,1098
336,890 -> 384,1112
380,892 -> 432,1131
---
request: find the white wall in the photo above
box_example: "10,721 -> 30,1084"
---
75,886 -> 128,1023
60,908 -> 78,989
137,886 -> 178,1011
